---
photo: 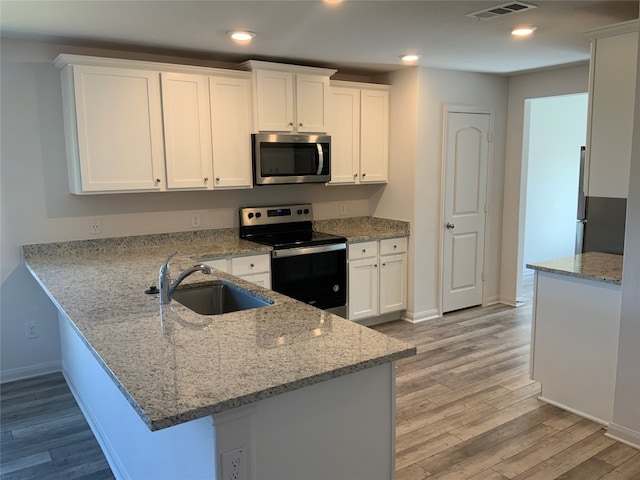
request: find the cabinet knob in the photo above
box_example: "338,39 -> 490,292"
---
393,245 -> 397,249
362,249 -> 366,253
382,263 -> 386,267
288,121 -> 294,126
204,177 -> 208,182
354,173 -> 358,178
250,263 -> 255,268
155,178 -> 161,183
362,173 -> 366,178
298,122 -> 303,127
216,177 -> 220,182
374,264 -> 378,268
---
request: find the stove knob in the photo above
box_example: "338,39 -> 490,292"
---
304,208 -> 309,214
297,209 -> 303,215
256,212 -> 262,218
248,212 -> 254,219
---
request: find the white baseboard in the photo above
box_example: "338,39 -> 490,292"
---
606,423 -> 640,450
405,309 -> 440,323
485,295 -> 500,305
0,360 -> 61,384
538,395 -> 608,426
498,295 -> 518,307
61,366 -> 128,480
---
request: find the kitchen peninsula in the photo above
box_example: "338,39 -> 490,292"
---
22,228 -> 415,480
527,252 -> 623,425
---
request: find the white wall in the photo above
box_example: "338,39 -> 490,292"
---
610,26 -> 640,448
375,67 -> 508,320
501,65 -> 590,305
523,93 -> 588,273
0,38 -> 375,381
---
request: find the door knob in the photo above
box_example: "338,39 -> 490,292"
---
446,222 -> 455,229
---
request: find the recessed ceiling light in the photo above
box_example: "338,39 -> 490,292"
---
324,0 -> 343,4
228,30 -> 256,44
511,26 -> 537,36
400,54 -> 421,63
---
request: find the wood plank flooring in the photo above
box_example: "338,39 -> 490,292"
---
0,373 -> 114,480
372,277 -> 640,479
2,276 -> 638,479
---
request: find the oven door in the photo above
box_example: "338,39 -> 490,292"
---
271,244 -> 346,313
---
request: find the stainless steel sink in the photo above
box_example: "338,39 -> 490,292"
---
172,281 -> 273,315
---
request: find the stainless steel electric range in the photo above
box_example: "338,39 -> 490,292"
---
239,204 -> 347,317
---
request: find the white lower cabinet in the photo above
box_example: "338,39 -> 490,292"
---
203,253 -> 271,289
348,237 -> 407,321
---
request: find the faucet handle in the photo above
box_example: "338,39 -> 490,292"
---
160,251 -> 179,271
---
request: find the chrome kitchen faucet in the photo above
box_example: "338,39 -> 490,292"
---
159,252 -> 213,304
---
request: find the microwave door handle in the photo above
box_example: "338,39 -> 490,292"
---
316,144 -> 324,175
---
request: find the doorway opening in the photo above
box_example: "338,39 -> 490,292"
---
519,93 -> 588,300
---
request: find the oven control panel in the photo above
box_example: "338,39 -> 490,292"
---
240,203 -> 313,227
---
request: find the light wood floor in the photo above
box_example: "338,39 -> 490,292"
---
2,277 -> 638,479
372,277 -> 640,480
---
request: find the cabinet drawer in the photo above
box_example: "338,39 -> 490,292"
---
231,254 -> 270,275
348,241 -> 378,260
202,258 -> 229,272
380,237 -> 407,256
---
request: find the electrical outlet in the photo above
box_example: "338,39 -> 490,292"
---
221,446 -> 247,480
90,218 -> 102,235
25,321 -> 39,339
191,213 -> 201,228
339,203 -> 347,216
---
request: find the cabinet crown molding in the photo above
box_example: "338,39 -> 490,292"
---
53,54 -> 251,78
330,80 -> 390,90
585,19 -> 639,40
240,60 -> 337,77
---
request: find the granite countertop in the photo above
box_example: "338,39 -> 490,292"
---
314,216 -> 410,242
526,252 -> 623,285
22,228 -> 416,432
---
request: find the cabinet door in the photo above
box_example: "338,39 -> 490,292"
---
161,73 -> 213,190
255,70 -> 294,132
360,89 -> 389,184
379,253 -> 407,314
588,30 -> 638,198
69,65 -> 165,193
209,76 -> 253,188
348,257 -> 378,320
295,74 -> 329,133
328,87 -> 360,184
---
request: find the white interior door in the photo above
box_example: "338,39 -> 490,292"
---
442,111 -> 490,313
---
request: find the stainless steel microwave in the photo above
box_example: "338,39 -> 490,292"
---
252,133 -> 331,185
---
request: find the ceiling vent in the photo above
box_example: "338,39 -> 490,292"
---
466,2 -> 537,20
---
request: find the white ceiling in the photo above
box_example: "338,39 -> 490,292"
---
0,1 -> 638,75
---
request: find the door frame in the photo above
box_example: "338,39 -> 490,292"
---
438,104 -> 495,317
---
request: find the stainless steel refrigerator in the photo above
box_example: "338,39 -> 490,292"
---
576,146 -> 627,255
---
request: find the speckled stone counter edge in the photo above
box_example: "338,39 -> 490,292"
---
526,252 -> 623,285
314,216 -> 410,242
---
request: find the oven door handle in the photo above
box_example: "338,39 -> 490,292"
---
316,143 -> 324,175
272,243 -> 346,258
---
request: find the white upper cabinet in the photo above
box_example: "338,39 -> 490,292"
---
161,72 -> 213,190
55,55 -> 253,194
360,89 -> 389,183
328,82 -> 390,185
586,20 -> 638,199
161,73 -> 253,190
60,63 -> 166,193
243,61 -> 336,133
209,76 -> 253,189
